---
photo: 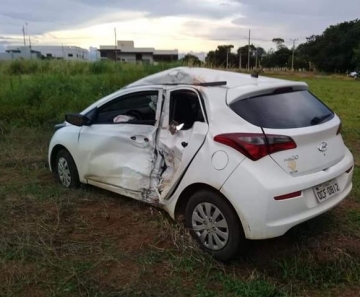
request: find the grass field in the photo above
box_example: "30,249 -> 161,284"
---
0,60 -> 360,296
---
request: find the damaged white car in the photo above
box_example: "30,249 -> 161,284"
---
49,67 -> 354,261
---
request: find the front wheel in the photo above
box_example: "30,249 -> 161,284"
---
185,190 -> 246,261
55,149 -> 80,188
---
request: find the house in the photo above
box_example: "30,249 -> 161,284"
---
99,40 -> 178,64
5,45 -> 90,60
0,46 -> 41,60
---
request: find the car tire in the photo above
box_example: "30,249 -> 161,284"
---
185,189 -> 246,262
55,149 -> 80,188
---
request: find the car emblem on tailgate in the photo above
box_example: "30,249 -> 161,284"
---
288,160 -> 297,172
284,155 -> 299,173
318,142 -> 328,152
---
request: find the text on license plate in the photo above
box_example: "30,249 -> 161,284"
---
313,179 -> 340,203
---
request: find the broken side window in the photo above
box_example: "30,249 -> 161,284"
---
169,90 -> 205,130
94,91 -> 159,125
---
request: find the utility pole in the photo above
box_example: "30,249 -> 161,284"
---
28,32 -> 32,49
62,44 -> 65,59
290,38 -> 298,71
226,47 -> 229,69
255,48 -> 258,69
22,25 -> 26,46
247,29 -> 251,72
239,50 -> 242,70
114,27 -> 117,62
26,22 -> 31,49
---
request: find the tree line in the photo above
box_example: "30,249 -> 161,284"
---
181,19 -> 360,73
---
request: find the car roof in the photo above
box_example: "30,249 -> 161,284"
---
81,67 -> 308,114
124,67 -> 307,90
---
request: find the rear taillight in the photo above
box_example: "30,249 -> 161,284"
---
337,122 -> 342,135
214,133 -> 297,161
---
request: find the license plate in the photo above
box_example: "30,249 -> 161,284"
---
313,179 -> 340,203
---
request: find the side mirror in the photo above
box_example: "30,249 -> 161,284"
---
65,113 -> 91,126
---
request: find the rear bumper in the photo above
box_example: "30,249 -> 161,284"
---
220,147 -> 354,240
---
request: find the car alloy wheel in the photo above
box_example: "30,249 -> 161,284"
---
191,202 -> 229,251
57,157 -> 71,187
55,149 -> 80,189
185,190 -> 246,261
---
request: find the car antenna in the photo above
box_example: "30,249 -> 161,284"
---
251,67 -> 263,78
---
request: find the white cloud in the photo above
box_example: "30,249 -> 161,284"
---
0,0 -> 359,52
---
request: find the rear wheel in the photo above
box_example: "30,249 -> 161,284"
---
55,149 -> 80,188
185,190 -> 245,261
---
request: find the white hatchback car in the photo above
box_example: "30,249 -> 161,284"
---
349,71 -> 358,78
49,67 -> 354,261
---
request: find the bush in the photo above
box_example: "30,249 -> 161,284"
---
0,60 -> 181,127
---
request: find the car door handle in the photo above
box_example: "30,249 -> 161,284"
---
181,142 -> 188,148
131,136 -> 136,141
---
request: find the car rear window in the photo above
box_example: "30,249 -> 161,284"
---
229,90 -> 334,129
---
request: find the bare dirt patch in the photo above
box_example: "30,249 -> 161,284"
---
91,259 -> 141,289
74,198 -> 174,253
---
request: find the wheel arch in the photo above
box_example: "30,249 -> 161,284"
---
174,183 -> 245,233
50,144 -> 71,172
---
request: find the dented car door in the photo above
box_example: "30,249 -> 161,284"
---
78,89 -> 162,203
152,87 -> 209,202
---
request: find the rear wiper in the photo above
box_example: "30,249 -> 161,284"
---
310,113 -> 333,125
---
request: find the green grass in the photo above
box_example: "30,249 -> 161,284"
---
1,60 -> 360,296
0,60 -> 181,128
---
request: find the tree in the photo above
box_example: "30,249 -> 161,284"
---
237,44 -> 256,68
205,45 -> 237,67
272,38 -> 285,50
261,46 -> 291,68
237,44 -> 256,56
256,47 -> 266,59
352,43 -> 360,70
296,19 -> 360,72
255,47 -> 266,67
181,54 -> 202,66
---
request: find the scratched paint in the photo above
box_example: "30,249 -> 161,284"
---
81,69 -> 210,205
82,124 -> 158,200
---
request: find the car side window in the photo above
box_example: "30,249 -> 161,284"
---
94,91 -> 159,125
169,90 -> 205,130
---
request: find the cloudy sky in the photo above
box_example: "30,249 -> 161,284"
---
1,0 -> 359,55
